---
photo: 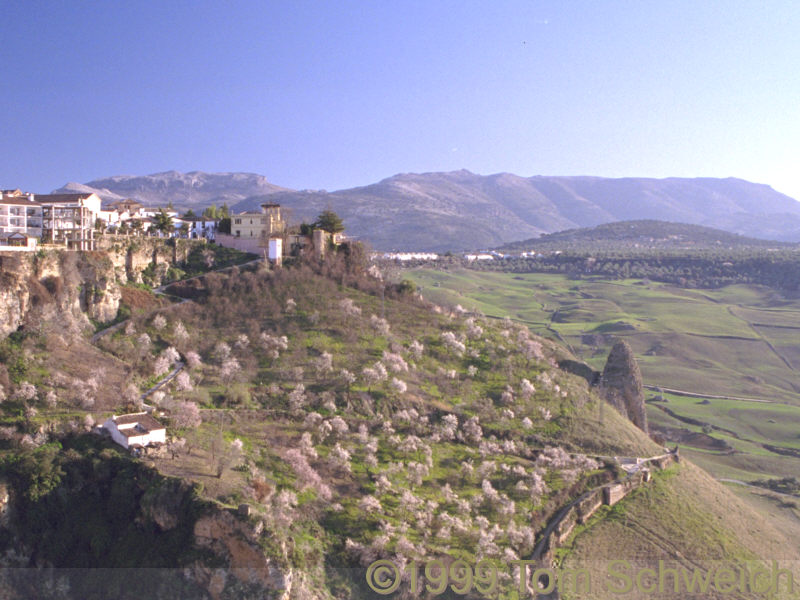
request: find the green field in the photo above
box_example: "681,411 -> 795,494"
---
406,267 -> 800,483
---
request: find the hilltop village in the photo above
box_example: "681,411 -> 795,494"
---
0,188 -> 344,262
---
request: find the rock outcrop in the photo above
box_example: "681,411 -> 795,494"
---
600,340 -> 648,432
0,238 -> 203,338
193,510 -> 292,600
0,480 -> 11,529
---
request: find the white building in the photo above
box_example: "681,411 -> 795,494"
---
0,191 -> 42,238
104,413 -> 167,450
185,217 -> 217,240
36,192 -> 102,250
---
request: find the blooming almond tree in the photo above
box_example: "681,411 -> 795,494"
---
152,314 -> 167,331
285,449 -> 333,501
389,378 -> 407,395
13,382 -> 37,402
370,315 -> 390,336
173,321 -> 189,343
441,331 -> 466,356
172,401 -> 201,428
259,333 -> 289,360
339,298 -> 362,318
219,357 -> 241,383
174,370 -> 193,391
153,355 -> 171,376
288,384 -> 307,411
185,351 -> 202,370
382,350 -> 409,373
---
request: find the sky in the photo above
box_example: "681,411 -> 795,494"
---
2,1 -> 799,200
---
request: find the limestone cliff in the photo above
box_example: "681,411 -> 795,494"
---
600,339 -> 648,432
0,238 -> 201,339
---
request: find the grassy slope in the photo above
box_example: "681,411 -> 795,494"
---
406,265 -> 800,589
561,462 -> 800,599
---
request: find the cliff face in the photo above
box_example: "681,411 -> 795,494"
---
0,440 -> 290,599
0,238 -> 199,339
600,339 -> 648,432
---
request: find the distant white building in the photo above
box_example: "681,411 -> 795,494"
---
380,252 -> 439,261
0,191 -> 42,238
465,253 -> 494,261
104,413 -> 166,450
184,217 -> 217,240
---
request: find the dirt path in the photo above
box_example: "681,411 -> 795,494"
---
726,304 -> 796,371
719,478 -> 800,499
643,384 -> 775,403
141,361 -> 185,401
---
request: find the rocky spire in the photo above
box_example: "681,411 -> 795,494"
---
600,340 -> 648,432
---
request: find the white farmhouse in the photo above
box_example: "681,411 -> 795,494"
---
104,413 -> 167,450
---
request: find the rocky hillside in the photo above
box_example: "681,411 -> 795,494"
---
2,248 -> 797,598
0,238 -> 252,340
57,170 -> 800,251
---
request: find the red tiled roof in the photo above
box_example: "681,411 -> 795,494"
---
35,193 -> 95,203
0,197 -> 39,206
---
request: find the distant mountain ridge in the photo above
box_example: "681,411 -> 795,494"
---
55,170 -> 800,250
497,220 -> 796,252
54,170 -> 288,208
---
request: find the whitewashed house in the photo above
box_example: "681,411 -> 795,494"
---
185,217 -> 217,240
104,413 -> 166,450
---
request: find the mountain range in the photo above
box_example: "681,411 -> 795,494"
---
55,170 -> 800,250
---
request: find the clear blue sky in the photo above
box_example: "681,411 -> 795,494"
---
2,1 -> 799,199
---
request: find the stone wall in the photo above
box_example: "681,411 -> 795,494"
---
575,488 -> 603,523
537,452 -> 677,563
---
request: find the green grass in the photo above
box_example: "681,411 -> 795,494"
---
406,268 -> 800,402
407,266 -> 800,486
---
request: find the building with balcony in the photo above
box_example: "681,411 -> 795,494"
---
0,192 -> 43,238
36,193 -> 102,250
